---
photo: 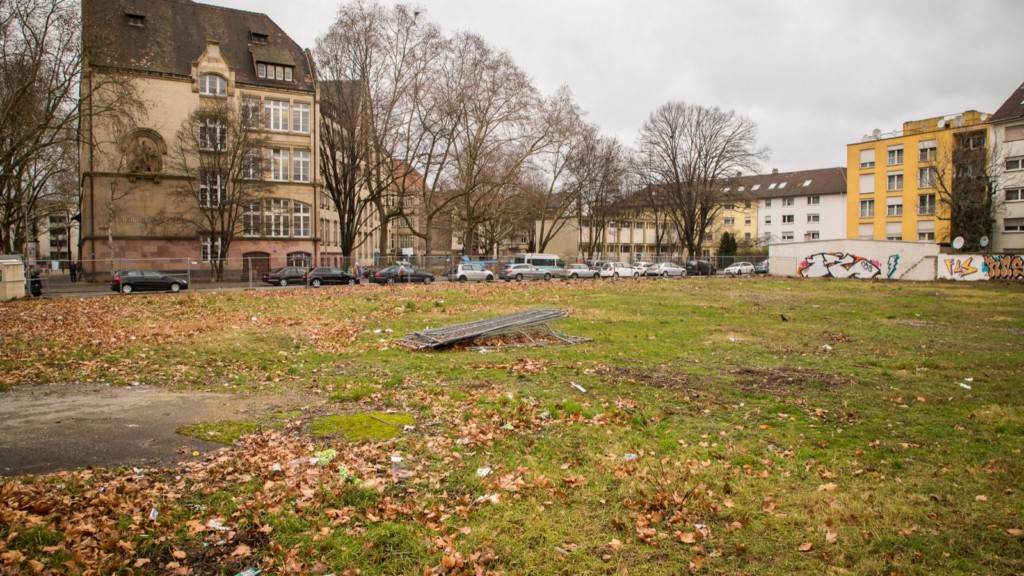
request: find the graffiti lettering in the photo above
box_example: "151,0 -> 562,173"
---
797,252 -> 882,279
983,254 -> 1024,281
937,255 -> 988,281
887,254 -> 900,279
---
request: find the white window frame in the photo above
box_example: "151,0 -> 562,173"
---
1006,188 -> 1024,202
886,198 -> 903,217
199,118 -> 226,151
201,236 -> 223,262
1006,157 -> 1024,172
243,201 -> 261,237
292,149 -> 310,183
264,198 -> 291,237
918,139 -> 937,162
198,74 -> 227,97
859,148 -> 875,169
782,214 -> 795,224
807,213 -> 820,223
1004,218 -> 1024,232
293,202 -> 311,237
782,197 -> 794,206
860,199 -> 874,218
292,102 -> 310,133
269,148 -> 289,181
918,194 -> 936,215
887,172 -> 904,192
199,172 -> 227,208
264,99 -> 289,131
807,195 -> 820,205
918,166 -> 936,188
887,145 -> 904,166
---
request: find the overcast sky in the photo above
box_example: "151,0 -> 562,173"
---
216,0 -> 1023,173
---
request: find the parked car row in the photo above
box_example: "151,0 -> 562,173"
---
110,258 -> 764,295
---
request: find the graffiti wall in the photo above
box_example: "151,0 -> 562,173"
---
983,254 -> 1024,280
937,255 -> 988,281
936,254 -> 1024,281
797,252 -> 882,279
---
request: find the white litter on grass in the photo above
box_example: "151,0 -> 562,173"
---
959,382 -> 972,390
821,344 -> 833,352
476,467 -> 492,478
570,382 -> 587,393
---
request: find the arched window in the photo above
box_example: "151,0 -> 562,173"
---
198,74 -> 227,97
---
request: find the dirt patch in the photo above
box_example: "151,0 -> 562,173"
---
0,383 -> 308,476
729,367 -> 852,394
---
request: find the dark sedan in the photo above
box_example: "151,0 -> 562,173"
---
262,266 -> 307,286
368,264 -> 435,284
110,270 -> 188,294
685,260 -> 717,276
306,266 -> 359,287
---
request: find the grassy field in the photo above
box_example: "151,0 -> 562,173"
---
1,277 -> 1023,575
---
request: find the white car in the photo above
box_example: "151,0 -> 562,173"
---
599,262 -> 639,278
633,261 -> 653,276
723,261 -> 755,275
447,263 -> 494,282
645,262 -> 687,277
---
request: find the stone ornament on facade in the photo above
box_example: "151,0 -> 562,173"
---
122,129 -> 166,177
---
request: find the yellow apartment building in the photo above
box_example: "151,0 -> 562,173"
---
847,110 -> 990,244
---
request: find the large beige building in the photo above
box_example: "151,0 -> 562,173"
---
80,0 -> 326,279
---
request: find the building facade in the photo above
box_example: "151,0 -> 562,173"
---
80,0 -> 321,279
990,82 -> 1024,254
845,111 -> 990,245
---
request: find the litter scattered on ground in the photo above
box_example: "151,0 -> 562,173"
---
570,382 -> 587,393
396,309 -> 589,350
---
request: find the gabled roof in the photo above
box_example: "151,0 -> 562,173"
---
990,81 -> 1024,124
83,0 -> 314,93
725,167 -> 847,200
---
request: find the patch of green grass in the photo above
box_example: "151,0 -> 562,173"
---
329,383 -> 377,403
309,412 -> 415,441
177,409 -> 300,444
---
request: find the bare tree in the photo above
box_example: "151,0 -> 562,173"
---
524,86 -> 589,254
168,100 -> 269,281
930,128 -> 1003,251
1,0 -> 141,258
315,1 -> 441,264
572,130 -> 629,261
445,32 -> 547,257
636,101 -> 766,259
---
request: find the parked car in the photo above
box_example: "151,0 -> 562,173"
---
685,260 -> 717,276
262,266 -> 308,286
563,263 -> 599,279
754,259 -> 770,274
633,261 -> 653,276
599,261 -> 639,279
110,270 -> 188,294
447,263 -> 494,282
499,263 -> 552,281
306,266 -> 359,287
368,264 -> 435,284
723,261 -> 755,276
645,262 -> 687,277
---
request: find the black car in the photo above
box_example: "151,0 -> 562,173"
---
262,266 -> 307,286
110,270 -> 189,294
685,260 -> 717,276
306,266 -> 359,287
368,264 -> 435,284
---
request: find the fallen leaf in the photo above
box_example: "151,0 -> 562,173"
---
231,543 -> 251,557
975,495 -> 988,502
799,541 -> 814,552
1006,528 -> 1024,538
608,538 -> 622,550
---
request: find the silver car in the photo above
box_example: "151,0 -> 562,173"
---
645,262 -> 687,277
499,263 -> 553,281
563,263 -> 599,279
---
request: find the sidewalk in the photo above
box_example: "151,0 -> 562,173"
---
29,273 -> 273,299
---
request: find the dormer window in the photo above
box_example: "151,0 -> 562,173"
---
250,32 -> 269,45
256,62 -> 293,82
125,12 -> 145,27
199,74 -> 227,97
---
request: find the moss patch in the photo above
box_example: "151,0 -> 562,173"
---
309,412 -> 414,441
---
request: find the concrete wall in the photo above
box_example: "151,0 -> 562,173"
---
768,239 -> 939,280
